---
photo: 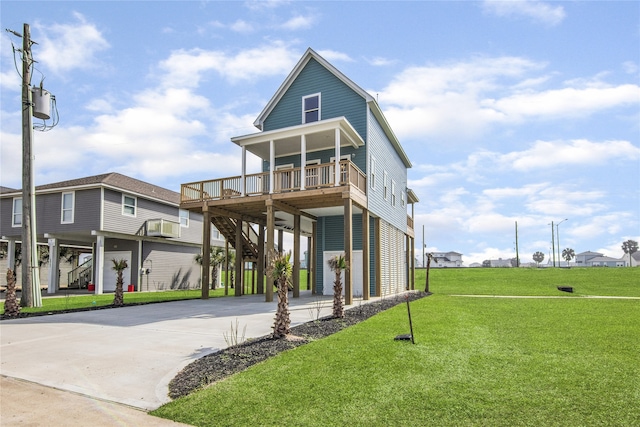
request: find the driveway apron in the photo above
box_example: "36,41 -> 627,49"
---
0,292 -> 334,411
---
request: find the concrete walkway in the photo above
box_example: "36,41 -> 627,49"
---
0,291 -> 338,425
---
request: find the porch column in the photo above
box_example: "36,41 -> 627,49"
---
334,128 -> 341,186
95,234 -> 105,295
269,140 -> 275,194
311,221 -> 316,294
300,135 -> 306,190
344,196 -> 353,306
278,229 -> 284,254
202,208 -> 211,299
293,214 -> 300,298
362,209 -> 370,300
224,240 -> 229,295
241,146 -> 247,196
265,200 -> 275,302
47,238 -> 59,294
235,219 -> 243,297
257,225 -> 265,294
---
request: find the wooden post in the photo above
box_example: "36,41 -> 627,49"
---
257,225 -> 265,294
375,217 -> 382,297
201,208 -> 211,299
344,196 -> 352,306
311,221 -> 316,294
235,219 -> 243,297
293,214 -> 300,298
362,209 -> 370,300
266,200 -> 274,302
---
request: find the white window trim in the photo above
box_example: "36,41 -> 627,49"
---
122,194 -> 137,217
383,171 -> 388,201
302,93 -> 321,124
391,180 -> 396,207
179,209 -> 189,227
12,197 -> 22,227
401,190 -> 406,207
61,191 -> 75,224
370,155 -> 377,190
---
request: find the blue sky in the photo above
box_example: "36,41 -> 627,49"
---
1,1 -> 639,265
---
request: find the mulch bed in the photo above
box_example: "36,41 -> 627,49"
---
168,291 -> 429,399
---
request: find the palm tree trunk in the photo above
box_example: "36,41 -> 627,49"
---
333,271 -> 344,318
113,272 -> 124,306
273,277 -> 290,337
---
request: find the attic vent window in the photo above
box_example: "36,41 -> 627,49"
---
303,93 -> 320,123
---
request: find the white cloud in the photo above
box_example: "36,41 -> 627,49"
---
499,139 -> 640,171
316,49 -> 353,63
482,0 -> 566,26
366,57 -> 397,67
280,15 -> 315,31
230,20 -> 255,34
34,12 -> 110,75
483,84 -> 640,121
158,42 -> 299,87
379,56 -> 640,141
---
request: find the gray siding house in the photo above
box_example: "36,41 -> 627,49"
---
1,173 -> 223,294
181,48 -> 418,303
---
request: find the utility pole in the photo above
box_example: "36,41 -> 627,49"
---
550,221 -> 556,268
19,23 -> 42,308
515,221 -> 520,268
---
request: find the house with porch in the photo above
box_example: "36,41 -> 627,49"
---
1,173 -> 224,294
180,48 -> 418,304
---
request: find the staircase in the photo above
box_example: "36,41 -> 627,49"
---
212,217 -> 261,261
67,258 -> 93,289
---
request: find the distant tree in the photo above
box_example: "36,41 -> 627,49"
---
270,251 -> 292,338
194,246 -> 226,289
111,259 -> 128,307
482,260 -> 491,268
533,251 -> 545,267
562,248 -> 575,266
621,239 -> 638,266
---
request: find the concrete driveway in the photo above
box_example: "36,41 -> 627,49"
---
0,291 -> 335,417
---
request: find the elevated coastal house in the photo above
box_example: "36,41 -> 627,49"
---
180,48 -> 418,304
1,173 -> 223,294
432,251 -> 463,268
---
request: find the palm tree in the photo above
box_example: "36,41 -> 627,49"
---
270,251 -> 292,338
4,268 -> 20,317
532,251 -> 545,267
328,254 -> 348,318
621,239 -> 638,267
111,259 -> 128,307
562,248 -> 575,266
194,246 -> 226,289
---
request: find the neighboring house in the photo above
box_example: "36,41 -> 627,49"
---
0,173 -> 224,294
630,252 -> 640,267
432,252 -> 463,268
574,251 -> 603,266
489,258 -> 513,268
180,48 -> 418,303
587,256 -> 626,268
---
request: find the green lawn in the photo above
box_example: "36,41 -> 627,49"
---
152,268 -> 639,427
0,287 -> 227,315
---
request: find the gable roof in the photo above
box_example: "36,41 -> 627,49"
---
254,48 -> 411,168
1,173 -> 180,205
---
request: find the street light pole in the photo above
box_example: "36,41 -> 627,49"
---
549,221 -> 555,267
556,219 -> 568,267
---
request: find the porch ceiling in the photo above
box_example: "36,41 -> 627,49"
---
231,117 -> 365,161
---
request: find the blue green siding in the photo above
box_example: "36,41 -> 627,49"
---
263,58 -> 368,140
315,214 -> 377,295
366,109 -> 407,232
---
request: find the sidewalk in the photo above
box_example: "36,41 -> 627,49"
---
0,291 -> 340,425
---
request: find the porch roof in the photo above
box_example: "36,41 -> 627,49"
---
231,117 -> 365,161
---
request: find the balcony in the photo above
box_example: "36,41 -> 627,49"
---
181,160 -> 366,203
146,219 -> 181,238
